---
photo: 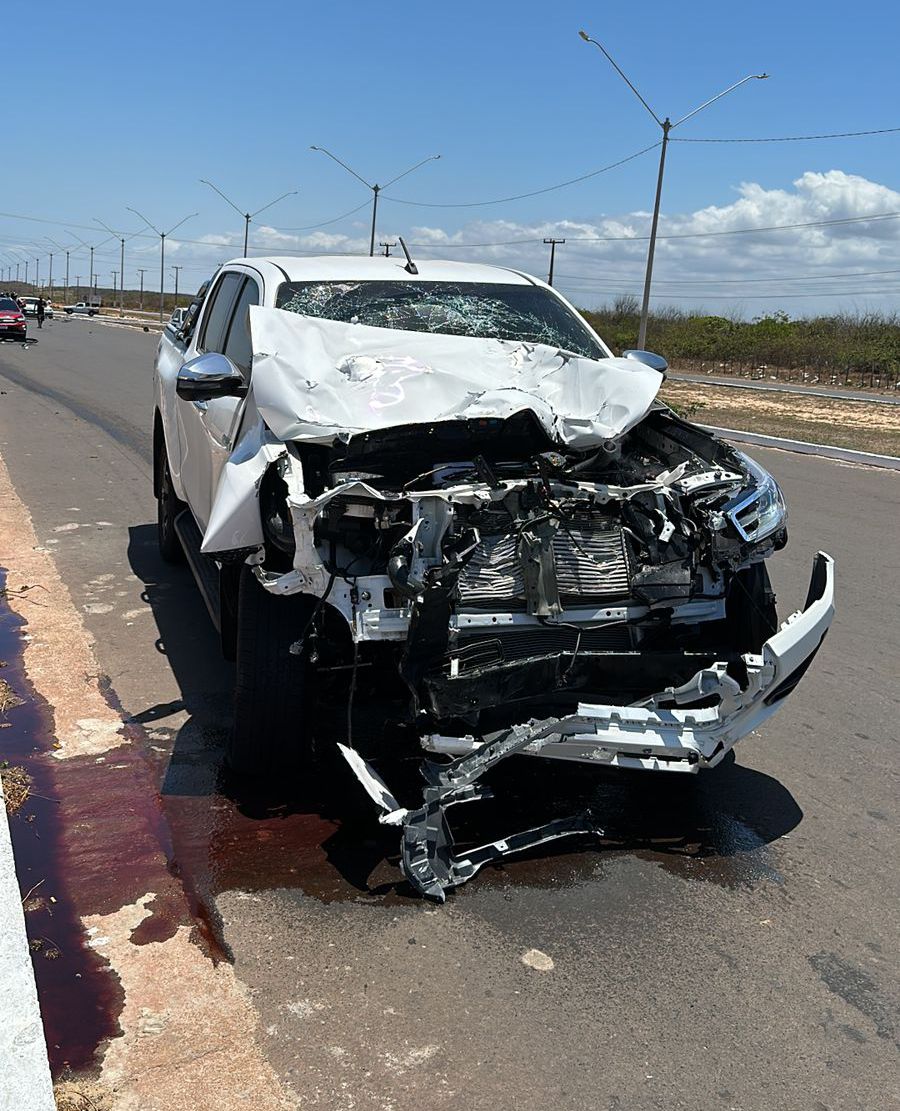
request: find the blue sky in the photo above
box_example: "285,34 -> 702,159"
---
4,0 -> 900,315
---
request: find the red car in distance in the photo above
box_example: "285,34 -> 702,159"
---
0,296 -> 27,341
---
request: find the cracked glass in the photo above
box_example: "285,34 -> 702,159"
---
275,280 -> 604,359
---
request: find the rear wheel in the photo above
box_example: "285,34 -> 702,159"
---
156,448 -> 185,564
230,565 -> 316,777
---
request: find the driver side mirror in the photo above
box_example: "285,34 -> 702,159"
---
622,349 -> 668,376
176,352 -> 247,402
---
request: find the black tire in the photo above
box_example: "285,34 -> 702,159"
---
230,565 -> 316,777
156,447 -> 185,564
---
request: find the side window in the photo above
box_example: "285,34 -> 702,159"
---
223,278 -> 260,376
198,272 -> 243,353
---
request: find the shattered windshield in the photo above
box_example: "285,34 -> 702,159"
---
275,280 -> 605,359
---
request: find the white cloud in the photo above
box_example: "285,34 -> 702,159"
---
125,170 -> 900,316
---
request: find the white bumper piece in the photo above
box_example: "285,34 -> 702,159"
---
425,551 -> 835,774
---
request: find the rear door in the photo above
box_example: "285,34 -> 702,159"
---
176,270 -> 258,529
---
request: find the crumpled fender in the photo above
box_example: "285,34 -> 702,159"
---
201,414 -> 286,555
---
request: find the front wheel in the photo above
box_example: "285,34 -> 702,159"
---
230,566 -> 316,777
156,447 -> 185,564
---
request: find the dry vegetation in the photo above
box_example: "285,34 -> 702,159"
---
0,762 -> 31,814
54,1080 -> 114,1111
584,297 -> 900,393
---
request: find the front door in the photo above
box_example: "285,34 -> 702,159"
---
176,271 -> 260,530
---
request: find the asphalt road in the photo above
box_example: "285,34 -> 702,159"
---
0,319 -> 898,1110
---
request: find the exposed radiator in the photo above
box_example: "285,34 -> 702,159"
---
457,515 -> 631,609
452,624 -> 634,670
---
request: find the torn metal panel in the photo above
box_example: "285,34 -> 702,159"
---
248,306 -> 663,448
201,413 -> 283,555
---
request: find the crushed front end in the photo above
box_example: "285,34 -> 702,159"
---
249,404 -> 833,899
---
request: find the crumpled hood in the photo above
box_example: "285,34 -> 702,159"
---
248,305 -> 662,449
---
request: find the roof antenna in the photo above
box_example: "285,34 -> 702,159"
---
398,236 -> 418,275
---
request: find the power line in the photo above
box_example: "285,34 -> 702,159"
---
384,142 -> 661,208
268,200 -> 372,231
673,125 -> 900,143
406,209 -> 900,249
556,264 -> 900,285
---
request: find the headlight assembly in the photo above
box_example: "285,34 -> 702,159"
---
726,454 -> 787,543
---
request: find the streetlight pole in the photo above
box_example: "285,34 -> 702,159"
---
95,219 -> 140,318
543,238 -> 566,286
126,208 -> 198,322
200,180 -> 298,257
310,147 -> 441,257
68,231 -> 108,304
50,237 -> 74,305
137,269 -> 146,311
111,271 -> 118,303
172,265 -> 182,306
578,30 -> 768,349
35,257 -> 40,292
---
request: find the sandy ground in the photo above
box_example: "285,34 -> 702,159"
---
659,380 -> 900,456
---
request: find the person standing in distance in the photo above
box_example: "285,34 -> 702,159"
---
36,295 -> 45,329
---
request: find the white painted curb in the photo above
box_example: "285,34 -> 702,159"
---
0,780 -> 56,1111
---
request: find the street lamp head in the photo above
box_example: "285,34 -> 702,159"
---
754,73 -> 770,79
578,29 -> 590,41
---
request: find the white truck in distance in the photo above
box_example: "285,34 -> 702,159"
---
64,301 -> 100,316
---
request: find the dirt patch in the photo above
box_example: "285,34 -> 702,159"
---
1,760 -> 31,813
54,1079 -> 115,1110
659,381 -> 900,457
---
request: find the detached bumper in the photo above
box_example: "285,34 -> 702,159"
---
426,551 -> 834,774
343,553 -> 834,900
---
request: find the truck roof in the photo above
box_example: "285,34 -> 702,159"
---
220,254 -> 542,288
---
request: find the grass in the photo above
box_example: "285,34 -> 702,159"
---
659,380 -> 900,457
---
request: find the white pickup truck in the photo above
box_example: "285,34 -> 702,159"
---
63,301 -> 100,316
151,252 -> 834,900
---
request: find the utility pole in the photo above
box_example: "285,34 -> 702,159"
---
379,241 -> 397,257
75,276 -> 81,298
579,30 -> 767,349
172,265 -> 182,306
111,271 -> 118,304
137,269 -> 146,311
311,146 -> 441,256
543,238 -> 566,287
35,257 -> 40,292
47,252 -> 53,296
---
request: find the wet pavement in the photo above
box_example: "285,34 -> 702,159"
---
0,322 -> 898,1109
